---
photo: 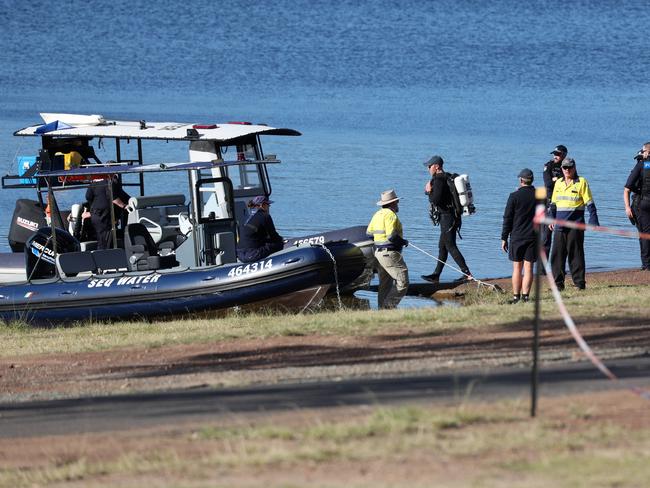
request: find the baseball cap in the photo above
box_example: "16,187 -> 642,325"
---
518,168 -> 534,180
251,195 -> 273,206
551,144 -> 568,156
423,155 -> 444,167
561,158 -> 575,168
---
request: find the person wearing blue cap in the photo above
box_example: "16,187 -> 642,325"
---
236,195 -> 284,263
421,155 -> 472,283
501,168 -> 537,303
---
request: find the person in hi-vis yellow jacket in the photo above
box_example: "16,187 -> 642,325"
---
366,189 -> 409,309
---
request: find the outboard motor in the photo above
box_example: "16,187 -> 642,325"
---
8,199 -> 47,252
25,227 -> 80,279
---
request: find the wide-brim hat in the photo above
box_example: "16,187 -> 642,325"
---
377,189 -> 400,206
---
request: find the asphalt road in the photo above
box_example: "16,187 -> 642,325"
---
1,357 -> 649,438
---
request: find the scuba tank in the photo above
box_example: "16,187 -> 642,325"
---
445,173 -> 476,218
453,174 -> 476,216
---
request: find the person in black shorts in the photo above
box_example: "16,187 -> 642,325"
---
501,168 -> 537,303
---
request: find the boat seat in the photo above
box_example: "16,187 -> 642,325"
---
124,223 -> 177,271
213,232 -> 236,265
234,200 -> 250,224
56,251 -> 97,277
91,249 -> 129,273
126,194 -> 186,244
80,241 -> 97,251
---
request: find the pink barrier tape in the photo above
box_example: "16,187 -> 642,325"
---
533,207 -> 650,241
539,249 -> 650,400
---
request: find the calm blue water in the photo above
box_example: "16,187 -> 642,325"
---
1,0 -> 647,291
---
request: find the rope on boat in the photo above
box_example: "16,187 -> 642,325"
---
9,138 -> 24,173
409,242 -> 499,291
26,235 -> 53,282
316,244 -> 343,310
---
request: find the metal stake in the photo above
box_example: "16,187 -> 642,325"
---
531,188 -> 547,417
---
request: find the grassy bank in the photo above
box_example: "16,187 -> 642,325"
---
1,280 -> 646,358
2,394 -> 649,488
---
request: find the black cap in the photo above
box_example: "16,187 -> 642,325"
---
518,168 -> 534,180
550,144 -> 568,156
424,155 -> 444,167
561,158 -> 575,168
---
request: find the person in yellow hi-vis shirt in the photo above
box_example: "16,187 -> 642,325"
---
366,189 -> 409,309
549,158 -> 599,291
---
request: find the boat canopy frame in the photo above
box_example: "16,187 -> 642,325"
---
2,114 -> 300,271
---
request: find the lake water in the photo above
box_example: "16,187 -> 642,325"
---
0,0 -> 647,306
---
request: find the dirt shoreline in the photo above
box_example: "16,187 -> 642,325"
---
1,267 -> 648,404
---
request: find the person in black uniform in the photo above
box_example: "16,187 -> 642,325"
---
85,174 -> 130,250
421,155 -> 472,283
236,195 -> 284,263
542,144 -> 567,260
501,168 -> 537,303
623,141 -> 650,270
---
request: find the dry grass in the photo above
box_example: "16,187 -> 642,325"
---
0,280 -> 646,359
1,396 -> 649,488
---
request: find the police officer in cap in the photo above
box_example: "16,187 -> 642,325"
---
542,145 -> 568,259
623,142 -> 650,270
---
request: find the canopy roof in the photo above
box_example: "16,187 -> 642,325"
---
14,113 -> 301,141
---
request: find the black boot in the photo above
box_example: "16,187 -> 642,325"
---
421,273 -> 440,283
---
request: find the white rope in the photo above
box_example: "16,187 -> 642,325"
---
409,242 -> 499,291
317,244 -> 343,310
9,139 -> 25,173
